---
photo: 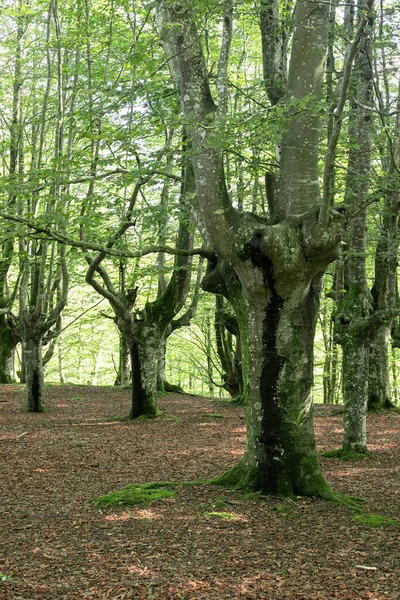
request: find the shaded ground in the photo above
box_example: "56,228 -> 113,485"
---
0,385 -> 399,599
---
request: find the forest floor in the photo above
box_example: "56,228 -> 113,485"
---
0,385 -> 399,600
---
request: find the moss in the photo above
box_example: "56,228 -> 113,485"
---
93,483 -> 176,509
212,497 -> 231,509
210,458 -> 335,501
322,448 -> 374,461
331,493 -> 367,513
230,394 -> 246,406
243,491 -> 262,500
203,511 -> 236,520
134,414 -> 159,422
106,414 -> 131,422
352,513 -> 398,528
210,461 -> 258,492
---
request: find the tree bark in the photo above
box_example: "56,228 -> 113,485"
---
0,316 -> 17,383
214,295 -> 242,400
368,324 -> 392,410
24,332 -> 45,413
114,332 -> 131,386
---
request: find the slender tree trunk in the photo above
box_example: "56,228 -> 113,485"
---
24,335 -> 45,413
334,1 -> 374,452
368,324 -> 392,410
115,333 -> 130,386
156,335 -> 167,392
57,343 -> 65,384
214,295 -> 243,399
0,317 -> 17,383
391,347 -> 398,405
341,337 -> 368,451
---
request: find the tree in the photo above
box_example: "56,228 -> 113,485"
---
86,158 -> 196,418
334,0 -> 374,453
156,0 -> 373,496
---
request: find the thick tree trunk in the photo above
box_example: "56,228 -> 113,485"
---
24,336 -> 45,413
227,273 -> 330,496
129,323 -> 161,419
206,247 -> 334,497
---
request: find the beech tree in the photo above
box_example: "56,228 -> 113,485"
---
85,159 -> 197,418
334,2 -> 374,453
156,0 -> 374,496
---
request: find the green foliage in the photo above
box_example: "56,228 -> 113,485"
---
0,573 -> 13,581
352,513 -> 398,528
93,483 -> 176,509
71,396 -> 84,402
321,448 -> 374,461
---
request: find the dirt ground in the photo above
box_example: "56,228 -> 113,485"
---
0,385 -> 399,599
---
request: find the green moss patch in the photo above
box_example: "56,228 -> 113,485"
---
203,511 -> 236,520
212,497 -> 231,509
352,513 -> 398,528
93,483 -> 176,509
321,448 -> 374,461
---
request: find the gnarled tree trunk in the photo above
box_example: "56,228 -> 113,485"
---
157,0 -> 371,495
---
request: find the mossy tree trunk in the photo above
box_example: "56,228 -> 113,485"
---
368,80 -> 400,411
0,316 -> 18,383
334,6 -> 374,453
237,263 -> 330,495
128,327 -> 161,419
158,0 -> 372,496
23,329 -> 45,413
368,324 -> 392,410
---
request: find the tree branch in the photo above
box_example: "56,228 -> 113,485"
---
0,211 -> 213,260
319,0 -> 375,226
